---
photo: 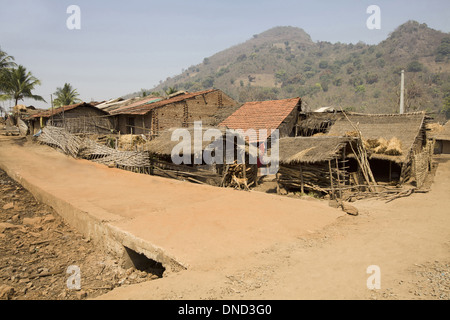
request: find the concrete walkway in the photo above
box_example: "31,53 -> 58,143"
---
0,138 -> 343,272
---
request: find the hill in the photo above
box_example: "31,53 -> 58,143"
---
135,21 -> 450,116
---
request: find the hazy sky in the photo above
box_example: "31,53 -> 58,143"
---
1,0 -> 450,109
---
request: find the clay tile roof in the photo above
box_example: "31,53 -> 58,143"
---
111,89 -> 218,115
219,97 -> 301,142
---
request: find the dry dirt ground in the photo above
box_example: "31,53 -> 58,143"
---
97,158 -> 450,300
0,133 -> 448,300
0,168 -> 162,301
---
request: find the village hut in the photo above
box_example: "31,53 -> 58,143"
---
146,126 -> 258,188
220,97 -> 302,143
429,121 -> 450,154
325,112 -> 431,187
277,136 -> 362,198
220,97 -> 302,177
295,111 -> 344,136
28,102 -> 114,135
110,89 -> 239,136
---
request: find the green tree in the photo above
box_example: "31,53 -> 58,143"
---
0,48 -> 16,70
0,65 -> 46,106
407,61 -> 424,72
441,88 -> 450,119
201,76 -> 215,89
435,37 -> 450,62
164,87 -> 178,96
365,73 -> 379,84
355,85 -> 366,94
0,48 -> 17,101
319,61 -> 329,69
53,83 -> 81,107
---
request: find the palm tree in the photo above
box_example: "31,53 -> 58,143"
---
0,48 -> 17,101
164,87 -> 177,96
0,48 -> 16,70
0,65 -> 46,106
53,83 -> 81,107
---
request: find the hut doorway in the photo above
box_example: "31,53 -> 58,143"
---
442,141 -> 450,154
126,117 -> 135,134
368,159 -> 401,183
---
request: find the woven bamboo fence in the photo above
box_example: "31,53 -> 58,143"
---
37,126 -> 151,169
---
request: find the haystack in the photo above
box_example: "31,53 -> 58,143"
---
119,134 -> 147,150
384,137 -> 402,156
363,137 -> 402,155
344,131 -> 359,138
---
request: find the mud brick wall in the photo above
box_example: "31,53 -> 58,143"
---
150,91 -> 239,134
115,91 -> 239,136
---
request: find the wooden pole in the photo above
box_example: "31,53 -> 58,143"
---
276,172 -> 281,195
242,162 -> 248,190
50,94 -> 54,126
389,161 -> 392,181
299,163 -> 305,194
335,158 -> 342,199
328,160 -> 335,199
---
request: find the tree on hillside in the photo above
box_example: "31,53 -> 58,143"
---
407,61 -> 424,72
0,65 -> 46,106
164,87 -> 178,96
442,87 -> 450,119
435,37 -> 450,62
53,83 -> 81,107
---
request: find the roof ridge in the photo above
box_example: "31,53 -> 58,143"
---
346,111 -> 426,117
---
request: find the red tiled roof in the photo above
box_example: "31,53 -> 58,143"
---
111,89 -> 217,115
219,97 -> 301,142
31,102 -> 107,118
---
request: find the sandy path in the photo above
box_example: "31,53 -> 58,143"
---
0,136 -> 448,300
0,137 -> 342,270
99,158 -> 449,300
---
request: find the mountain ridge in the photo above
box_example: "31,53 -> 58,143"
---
130,21 -> 450,116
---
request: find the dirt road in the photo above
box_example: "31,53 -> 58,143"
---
99,159 -> 450,300
0,135 -> 448,300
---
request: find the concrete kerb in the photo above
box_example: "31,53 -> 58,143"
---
0,163 -> 187,273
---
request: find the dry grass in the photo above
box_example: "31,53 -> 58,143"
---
363,137 -> 402,156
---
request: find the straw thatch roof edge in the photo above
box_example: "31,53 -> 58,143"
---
279,136 -> 354,164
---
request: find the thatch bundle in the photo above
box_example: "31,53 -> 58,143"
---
384,137 -> 402,155
363,137 -> 402,156
118,134 -> 147,151
427,122 -> 443,134
344,131 -> 359,138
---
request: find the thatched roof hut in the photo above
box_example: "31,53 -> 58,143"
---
146,127 -> 228,157
326,112 -> 427,164
430,121 -> 450,141
145,126 -> 259,187
279,136 -> 352,164
428,121 -> 450,154
296,112 -> 344,136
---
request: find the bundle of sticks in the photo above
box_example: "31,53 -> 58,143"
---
221,162 -> 254,190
